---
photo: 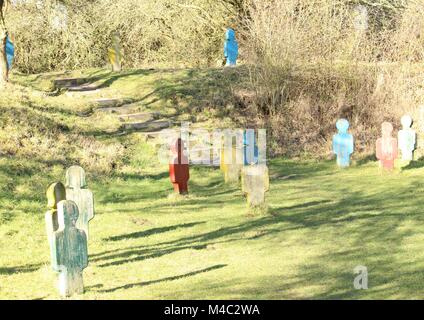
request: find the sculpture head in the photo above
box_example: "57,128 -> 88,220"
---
336,119 -> 349,134
171,138 -> 185,155
401,115 -> 412,129
381,122 -> 393,137
46,182 -> 66,210
65,165 -> 87,189
226,28 -> 236,41
57,200 -> 79,228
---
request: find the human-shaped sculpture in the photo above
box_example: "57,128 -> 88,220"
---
332,119 -> 354,168
51,200 -> 88,297
243,130 -> 259,165
376,122 -> 398,170
45,182 -> 66,248
398,115 -> 416,161
224,28 -> 238,67
169,138 -> 190,194
65,166 -> 94,240
220,139 -> 243,183
5,35 -> 14,71
242,164 -> 270,207
108,32 -> 122,72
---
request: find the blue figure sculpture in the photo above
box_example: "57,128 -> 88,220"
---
224,28 -> 238,66
332,119 -> 354,167
244,129 -> 259,165
5,36 -> 14,70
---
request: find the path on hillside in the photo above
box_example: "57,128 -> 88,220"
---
55,77 -> 172,138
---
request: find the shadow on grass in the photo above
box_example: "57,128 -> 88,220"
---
98,264 -> 227,293
104,222 -> 205,242
0,263 -> 42,275
401,157 -> 424,171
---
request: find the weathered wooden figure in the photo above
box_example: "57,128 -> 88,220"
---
65,166 -> 94,240
51,200 -> 88,297
398,115 -> 416,161
224,28 -> 238,66
169,138 -> 190,194
242,164 -> 270,207
332,119 -> 354,168
376,122 -> 398,170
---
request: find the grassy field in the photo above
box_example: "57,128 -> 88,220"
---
1,68 -> 424,299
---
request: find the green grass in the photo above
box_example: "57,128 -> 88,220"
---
1,68 -> 424,299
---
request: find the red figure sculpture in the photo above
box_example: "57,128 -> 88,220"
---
376,122 -> 398,170
169,138 -> 189,194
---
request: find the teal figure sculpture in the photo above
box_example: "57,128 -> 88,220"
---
51,200 -> 88,297
332,119 -> 354,167
398,115 -> 416,161
5,36 -> 14,70
244,129 -> 259,165
224,28 -> 238,66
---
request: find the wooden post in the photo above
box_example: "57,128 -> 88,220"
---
0,0 -> 8,87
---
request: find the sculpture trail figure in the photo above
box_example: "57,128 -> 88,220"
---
108,33 -> 122,72
5,36 -> 14,70
332,119 -> 354,168
51,200 -> 88,297
376,122 -> 398,170
169,138 -> 190,194
221,139 -> 243,183
398,115 -> 416,161
243,129 -> 259,165
65,166 -> 94,240
242,164 -> 270,207
45,182 -> 66,254
224,28 -> 238,67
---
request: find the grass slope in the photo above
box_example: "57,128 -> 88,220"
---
1,68 -> 424,299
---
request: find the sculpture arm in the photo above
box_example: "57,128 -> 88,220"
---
376,139 -> 382,160
349,136 -> 354,155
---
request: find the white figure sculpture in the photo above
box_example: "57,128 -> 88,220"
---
398,115 -> 416,161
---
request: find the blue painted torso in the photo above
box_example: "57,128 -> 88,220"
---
333,133 -> 354,167
5,36 -> 14,70
224,29 -> 238,66
243,130 -> 259,165
332,119 -> 354,168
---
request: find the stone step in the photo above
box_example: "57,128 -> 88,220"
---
118,112 -> 159,122
120,120 -> 171,132
54,78 -> 88,89
95,98 -> 133,109
67,84 -> 101,92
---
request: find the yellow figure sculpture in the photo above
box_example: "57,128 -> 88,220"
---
220,140 -> 243,183
108,33 -> 123,72
242,164 -> 270,207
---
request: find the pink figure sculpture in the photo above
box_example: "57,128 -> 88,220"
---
376,122 -> 398,170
